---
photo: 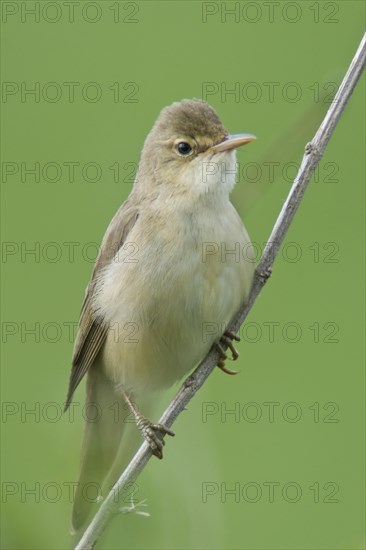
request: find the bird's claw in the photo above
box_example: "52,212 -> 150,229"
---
137,417 -> 175,459
215,330 -> 241,375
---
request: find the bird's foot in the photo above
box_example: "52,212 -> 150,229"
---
216,330 -> 241,375
136,415 -> 175,459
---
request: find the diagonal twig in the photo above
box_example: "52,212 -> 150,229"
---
75,32 -> 366,550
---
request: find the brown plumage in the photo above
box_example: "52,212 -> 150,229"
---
65,99 -> 256,532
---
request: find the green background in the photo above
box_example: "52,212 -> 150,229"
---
1,1 -> 365,548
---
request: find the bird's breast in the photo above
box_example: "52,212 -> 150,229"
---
94,202 -> 255,395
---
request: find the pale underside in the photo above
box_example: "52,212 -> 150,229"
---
94,198 -> 255,397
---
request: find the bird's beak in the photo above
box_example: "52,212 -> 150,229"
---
210,133 -> 256,154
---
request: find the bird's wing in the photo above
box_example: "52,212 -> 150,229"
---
64,199 -> 139,410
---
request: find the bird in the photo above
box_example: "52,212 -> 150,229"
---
64,98 -> 256,531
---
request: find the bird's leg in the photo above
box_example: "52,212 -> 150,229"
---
215,330 -> 241,375
121,389 -> 175,459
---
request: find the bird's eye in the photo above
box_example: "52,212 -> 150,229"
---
176,141 -> 192,156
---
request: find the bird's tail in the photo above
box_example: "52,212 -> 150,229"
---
71,364 -> 148,533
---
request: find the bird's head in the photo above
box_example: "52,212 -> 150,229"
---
136,99 -> 256,200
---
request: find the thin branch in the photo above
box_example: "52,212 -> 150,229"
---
75,33 -> 366,550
